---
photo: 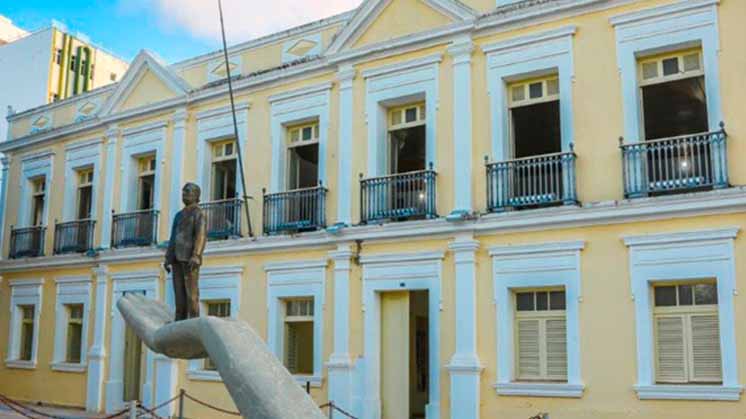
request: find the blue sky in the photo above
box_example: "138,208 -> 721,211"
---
2,0 -> 360,64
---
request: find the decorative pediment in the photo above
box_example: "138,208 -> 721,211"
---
326,0 -> 476,55
99,50 -> 190,116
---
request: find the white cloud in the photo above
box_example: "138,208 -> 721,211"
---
135,0 -> 361,44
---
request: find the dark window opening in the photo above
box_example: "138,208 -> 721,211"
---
77,186 -> 93,219
512,100 -> 561,158
288,144 -> 318,190
138,175 -> 155,210
212,160 -> 237,201
642,76 -> 708,140
390,125 -> 426,174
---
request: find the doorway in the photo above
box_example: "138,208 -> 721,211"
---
123,324 -> 143,402
380,290 -> 429,419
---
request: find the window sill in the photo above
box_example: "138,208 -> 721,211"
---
495,382 -> 584,398
50,362 -> 86,373
5,359 -> 36,370
294,375 -> 323,388
187,369 -> 222,382
635,384 -> 743,401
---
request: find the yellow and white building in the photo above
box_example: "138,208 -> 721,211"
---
0,0 -> 745,418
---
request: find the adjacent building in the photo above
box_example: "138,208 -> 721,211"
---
0,1 -> 744,418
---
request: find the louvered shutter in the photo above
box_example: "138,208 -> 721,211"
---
655,315 -> 686,383
545,318 -> 568,379
285,325 -> 298,373
690,314 -> 722,382
517,319 -> 540,379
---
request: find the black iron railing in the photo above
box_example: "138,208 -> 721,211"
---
111,209 -> 159,248
621,124 -> 728,198
486,149 -> 577,212
54,219 -> 96,255
263,185 -> 327,235
9,226 -> 46,259
360,164 -> 437,224
200,198 -> 243,240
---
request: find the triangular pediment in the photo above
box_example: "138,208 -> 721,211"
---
100,50 -> 189,116
326,0 -> 476,55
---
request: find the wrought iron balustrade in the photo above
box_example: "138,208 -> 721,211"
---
54,219 -> 96,255
111,209 -> 159,248
200,198 -> 243,240
486,150 -> 577,212
9,226 -> 46,259
263,185 -> 327,235
360,164 -> 437,224
621,124 -> 728,198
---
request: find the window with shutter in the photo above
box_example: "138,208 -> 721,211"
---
283,297 -> 315,375
514,290 -> 567,382
203,301 -> 231,370
653,282 -> 722,384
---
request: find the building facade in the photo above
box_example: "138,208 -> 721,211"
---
0,1 -> 745,418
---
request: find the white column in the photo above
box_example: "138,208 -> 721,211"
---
447,234 -> 482,419
154,273 -> 178,417
0,156 -> 10,259
100,127 -> 119,248
168,110 -> 188,227
334,66 -> 356,228
447,38 -> 474,220
86,265 -> 110,412
327,243 -> 356,416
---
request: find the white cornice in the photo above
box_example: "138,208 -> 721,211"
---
622,227 -> 739,247
264,259 -> 328,272
268,81 -> 333,103
122,120 -> 168,137
64,137 -> 103,153
110,270 -> 161,281
481,25 -> 576,54
21,150 -> 54,163
200,266 -> 245,276
9,278 -> 44,287
610,0 -> 719,27
489,240 -> 585,257
361,53 -> 443,79
359,251 -> 445,265
54,276 -> 92,285
195,102 -> 251,121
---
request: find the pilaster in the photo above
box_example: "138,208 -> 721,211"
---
334,66 -> 356,228
447,37 -> 474,220
0,156 -> 10,259
168,109 -> 188,229
86,265 -> 109,412
100,126 -> 119,249
327,243 -> 356,416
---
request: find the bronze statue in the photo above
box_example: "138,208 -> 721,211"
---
164,183 -> 207,321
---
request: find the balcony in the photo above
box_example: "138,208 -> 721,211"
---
360,165 -> 437,224
201,198 -> 243,240
111,209 -> 159,248
486,150 -> 577,212
54,219 -> 96,255
263,185 -> 327,235
621,125 -> 728,198
9,226 -> 46,259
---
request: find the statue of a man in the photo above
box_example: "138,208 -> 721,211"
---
164,183 -> 207,321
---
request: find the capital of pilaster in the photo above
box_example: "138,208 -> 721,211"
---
173,108 -> 189,129
448,238 -> 479,253
446,353 -> 483,374
447,37 -> 474,64
92,264 -> 109,281
327,353 -> 354,370
336,65 -> 356,89
0,156 -> 10,170
105,125 -> 119,140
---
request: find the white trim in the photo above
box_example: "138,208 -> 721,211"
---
484,25 -> 576,161
100,129 -> 119,249
491,241 -> 585,397
335,66 -> 356,226
187,265 -> 243,381
269,82 -> 332,192
86,265 -> 109,412
448,37 -> 474,216
0,157 -> 10,260
327,244 -> 356,411
63,139 -> 103,221
168,109 -> 188,224
5,278 -> 44,368
360,53 -> 443,79
266,259 -> 327,387
624,227 -> 742,400
119,124 -> 166,213
51,275 -> 92,371
359,251 -> 443,419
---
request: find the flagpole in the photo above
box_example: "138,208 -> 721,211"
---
217,0 -> 254,238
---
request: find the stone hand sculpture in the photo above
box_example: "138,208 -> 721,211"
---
117,293 -> 326,419
164,183 -> 207,321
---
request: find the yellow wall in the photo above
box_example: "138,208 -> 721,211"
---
353,0 -> 453,49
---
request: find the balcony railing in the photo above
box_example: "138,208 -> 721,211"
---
201,198 -> 243,240
263,185 -> 327,235
360,164 -> 437,224
621,124 -> 728,198
486,150 -> 577,212
54,219 -> 96,255
9,226 -> 46,259
111,209 -> 159,249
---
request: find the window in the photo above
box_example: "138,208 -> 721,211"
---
653,282 -> 721,384
110,73 -> 117,82
211,140 -> 237,201
65,304 -> 84,363
283,298 -> 314,375
137,155 -> 156,210
70,55 -> 77,71
639,50 -> 708,140
55,48 -> 62,65
388,103 -> 426,174
286,122 -> 319,190
90,64 -> 95,80
514,290 -> 567,381
30,177 -> 46,226
18,306 -> 35,361
508,76 -> 561,159
203,301 -> 231,370
76,168 -> 94,219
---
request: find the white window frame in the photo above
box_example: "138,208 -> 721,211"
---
484,26 -> 575,162
269,82 -> 331,193
285,121 -> 321,191
6,279 -> 44,369
17,152 -> 53,227
119,122 -> 166,213
51,276 -> 92,372
490,241 -> 584,398
363,54 -> 440,177
265,259 -> 327,387
623,227 -> 742,401
611,0 -> 723,143
187,266 -> 243,382
63,139 -> 102,221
